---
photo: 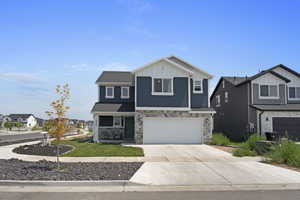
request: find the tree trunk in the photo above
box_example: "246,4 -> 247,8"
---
56,144 -> 60,170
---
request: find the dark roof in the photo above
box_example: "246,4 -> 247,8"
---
223,77 -> 248,86
251,104 -> 300,111
95,71 -> 134,84
191,108 -> 215,112
91,103 -> 135,113
269,64 -> 300,78
236,70 -> 290,86
8,114 -> 33,120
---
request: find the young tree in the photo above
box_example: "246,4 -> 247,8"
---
15,122 -> 23,131
46,84 -> 70,169
4,121 -> 13,131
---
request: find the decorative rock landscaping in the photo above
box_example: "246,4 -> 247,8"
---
13,143 -> 74,156
0,159 -> 143,180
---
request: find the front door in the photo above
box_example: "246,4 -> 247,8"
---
124,117 -> 135,140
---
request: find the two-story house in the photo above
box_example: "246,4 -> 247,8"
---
91,55 -> 215,144
8,114 -> 37,128
210,64 -> 300,141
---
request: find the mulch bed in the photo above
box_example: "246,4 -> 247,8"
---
13,143 -> 73,156
0,159 -> 143,180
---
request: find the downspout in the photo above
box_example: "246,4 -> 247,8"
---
258,110 -> 264,136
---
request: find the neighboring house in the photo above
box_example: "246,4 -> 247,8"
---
210,64 -> 300,141
8,114 -> 37,128
0,115 -> 11,128
36,117 -> 45,127
91,55 -> 215,144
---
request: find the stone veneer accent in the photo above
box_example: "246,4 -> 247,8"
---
99,128 -> 124,140
135,110 -> 213,144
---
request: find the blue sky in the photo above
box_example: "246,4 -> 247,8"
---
0,0 -> 299,120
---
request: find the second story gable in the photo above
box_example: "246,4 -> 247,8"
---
133,55 -> 213,109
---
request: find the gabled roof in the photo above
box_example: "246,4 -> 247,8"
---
269,64 -> 300,78
236,70 -> 290,86
133,55 -> 213,79
95,71 -> 134,85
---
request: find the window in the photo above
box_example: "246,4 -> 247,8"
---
259,85 -> 278,98
216,95 -> 221,106
121,87 -> 130,99
289,87 -> 300,99
193,80 -> 203,93
153,78 -> 173,94
222,80 -> 225,88
99,116 -> 124,128
105,87 -> 114,98
225,92 -> 229,103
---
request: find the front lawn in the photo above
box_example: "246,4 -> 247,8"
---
53,138 -> 144,157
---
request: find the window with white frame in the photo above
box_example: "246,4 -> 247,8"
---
289,87 -> 300,99
259,85 -> 278,98
153,78 -> 173,94
222,80 -> 225,88
113,116 -> 123,127
216,95 -> 221,106
99,116 -> 124,128
193,80 -> 203,93
121,87 -> 130,99
105,87 -> 114,98
225,91 -> 229,103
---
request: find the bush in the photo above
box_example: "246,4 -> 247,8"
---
265,141 -> 300,168
245,134 -> 266,151
233,147 -> 257,157
211,133 -> 231,146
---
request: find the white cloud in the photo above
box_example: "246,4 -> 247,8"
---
116,0 -> 153,14
0,72 -> 42,83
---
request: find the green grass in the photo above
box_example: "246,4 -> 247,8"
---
265,141 -> 300,168
211,133 -> 231,146
233,147 -> 257,157
53,138 -> 144,157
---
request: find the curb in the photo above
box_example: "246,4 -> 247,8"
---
0,181 -> 300,192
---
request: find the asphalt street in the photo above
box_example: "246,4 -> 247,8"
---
0,190 -> 300,200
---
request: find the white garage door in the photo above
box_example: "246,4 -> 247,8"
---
143,118 -> 203,144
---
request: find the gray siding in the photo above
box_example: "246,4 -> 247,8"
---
99,86 -> 135,103
191,79 -> 209,108
136,77 -> 188,107
252,84 -> 286,105
211,80 -> 250,141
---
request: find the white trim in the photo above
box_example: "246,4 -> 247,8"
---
258,84 -> 280,99
188,76 -> 191,109
193,79 -> 203,94
133,57 -> 193,74
189,110 -> 216,114
167,55 -> 214,79
105,86 -> 114,99
121,87 -> 130,99
136,107 -> 190,111
288,86 -> 300,100
151,77 -> 174,95
135,75 -> 137,109
225,91 -> 229,103
92,112 -> 135,116
96,82 -> 133,86
216,95 -> 221,107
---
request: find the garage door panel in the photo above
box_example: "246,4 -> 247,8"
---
143,118 -> 203,144
273,117 -> 300,141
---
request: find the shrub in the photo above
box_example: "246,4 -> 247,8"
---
265,141 -> 300,168
233,147 -> 257,157
245,134 -> 266,151
211,133 -> 231,146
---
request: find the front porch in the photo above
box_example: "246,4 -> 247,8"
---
93,112 -> 135,143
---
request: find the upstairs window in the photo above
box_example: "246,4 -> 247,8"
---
260,85 -> 278,98
153,78 -> 173,95
222,80 -> 225,88
193,80 -> 203,93
225,92 -> 229,103
105,87 -> 114,98
121,87 -> 130,99
289,87 -> 300,99
216,95 -> 221,107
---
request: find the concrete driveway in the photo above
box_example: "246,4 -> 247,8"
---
130,144 -> 300,186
